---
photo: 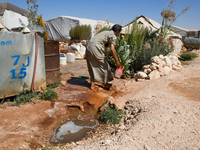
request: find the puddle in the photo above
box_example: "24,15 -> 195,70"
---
51,118 -> 98,143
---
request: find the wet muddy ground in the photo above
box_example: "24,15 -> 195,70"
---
0,59 -> 127,150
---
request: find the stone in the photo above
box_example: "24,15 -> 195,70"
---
150,63 -> 159,70
107,96 -> 115,105
164,56 -> 172,67
159,66 -> 171,76
136,71 -> 148,79
143,64 -> 150,69
151,56 -> 161,64
147,70 -> 160,80
144,68 -> 152,74
158,60 -> 166,68
159,54 -> 164,60
137,78 -> 145,82
172,65 -> 182,71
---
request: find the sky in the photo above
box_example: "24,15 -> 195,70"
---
3,0 -> 200,30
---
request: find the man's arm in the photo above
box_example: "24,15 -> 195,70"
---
110,44 -> 121,68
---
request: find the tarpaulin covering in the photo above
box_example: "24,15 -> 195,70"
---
45,16 -> 114,41
45,16 -> 79,41
0,2 -> 28,30
0,28 -> 46,98
183,37 -> 200,49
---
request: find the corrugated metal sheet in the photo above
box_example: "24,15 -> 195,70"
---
0,27 -> 46,98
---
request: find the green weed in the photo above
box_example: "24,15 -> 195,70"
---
10,91 -> 38,107
39,88 -> 57,100
100,104 -> 124,124
179,51 -> 198,61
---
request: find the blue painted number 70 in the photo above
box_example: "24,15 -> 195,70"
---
10,55 -> 30,79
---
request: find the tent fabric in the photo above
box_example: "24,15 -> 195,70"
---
0,2 -> 29,30
183,37 -> 200,49
1,9 -> 28,30
0,2 -> 28,16
121,15 -> 181,38
44,16 -> 114,41
45,16 -> 79,41
121,15 -> 161,34
170,25 -> 188,37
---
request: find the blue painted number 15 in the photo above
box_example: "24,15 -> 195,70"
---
10,55 -> 30,79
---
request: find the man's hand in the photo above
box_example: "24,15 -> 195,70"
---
116,61 -> 121,68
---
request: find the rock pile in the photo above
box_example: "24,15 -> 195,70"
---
135,55 -> 182,81
119,99 -> 141,130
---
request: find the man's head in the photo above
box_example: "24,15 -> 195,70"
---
111,24 -> 122,36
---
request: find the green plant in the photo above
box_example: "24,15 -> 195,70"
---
179,51 -> 198,61
105,21 -> 171,76
96,26 -> 111,34
39,88 -> 57,100
26,0 -> 41,27
11,91 -> 38,107
100,104 -> 124,124
69,25 -> 92,40
159,0 -> 190,38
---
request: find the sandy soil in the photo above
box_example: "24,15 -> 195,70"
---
0,50 -> 200,150
70,50 -> 200,150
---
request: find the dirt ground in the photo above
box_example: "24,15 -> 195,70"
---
0,50 -> 200,150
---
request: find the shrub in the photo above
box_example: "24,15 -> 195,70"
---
69,25 -> 92,40
179,51 -> 198,61
100,104 -> 124,124
11,92 -> 38,107
39,88 -> 57,100
105,20 -> 171,77
96,26 -> 111,35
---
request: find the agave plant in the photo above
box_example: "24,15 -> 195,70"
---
116,41 -> 133,75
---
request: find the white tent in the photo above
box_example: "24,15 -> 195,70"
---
0,2 -> 28,30
121,15 -> 183,52
45,16 -> 114,41
121,15 -> 161,34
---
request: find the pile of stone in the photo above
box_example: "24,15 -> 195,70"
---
135,54 -> 182,81
118,99 -> 141,130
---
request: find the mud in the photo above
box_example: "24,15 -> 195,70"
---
0,59 -> 126,150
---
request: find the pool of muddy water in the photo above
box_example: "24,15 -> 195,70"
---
51,118 -> 98,143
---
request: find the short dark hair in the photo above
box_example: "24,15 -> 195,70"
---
111,24 -> 122,32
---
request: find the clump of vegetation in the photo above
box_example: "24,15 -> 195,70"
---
26,0 -> 41,27
105,21 -> 171,77
179,51 -> 198,61
96,26 -> 112,34
100,104 -> 124,124
159,0 -> 190,38
39,88 -> 57,100
105,0 -> 190,78
69,25 -> 92,40
47,72 -> 62,88
10,91 -> 38,107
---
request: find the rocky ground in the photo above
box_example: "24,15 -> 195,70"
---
59,50 -> 200,150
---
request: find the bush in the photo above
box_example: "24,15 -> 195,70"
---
105,20 -> 171,77
96,26 -> 111,35
100,104 -> 124,124
69,25 -> 92,40
179,51 -> 198,61
39,88 -> 57,100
